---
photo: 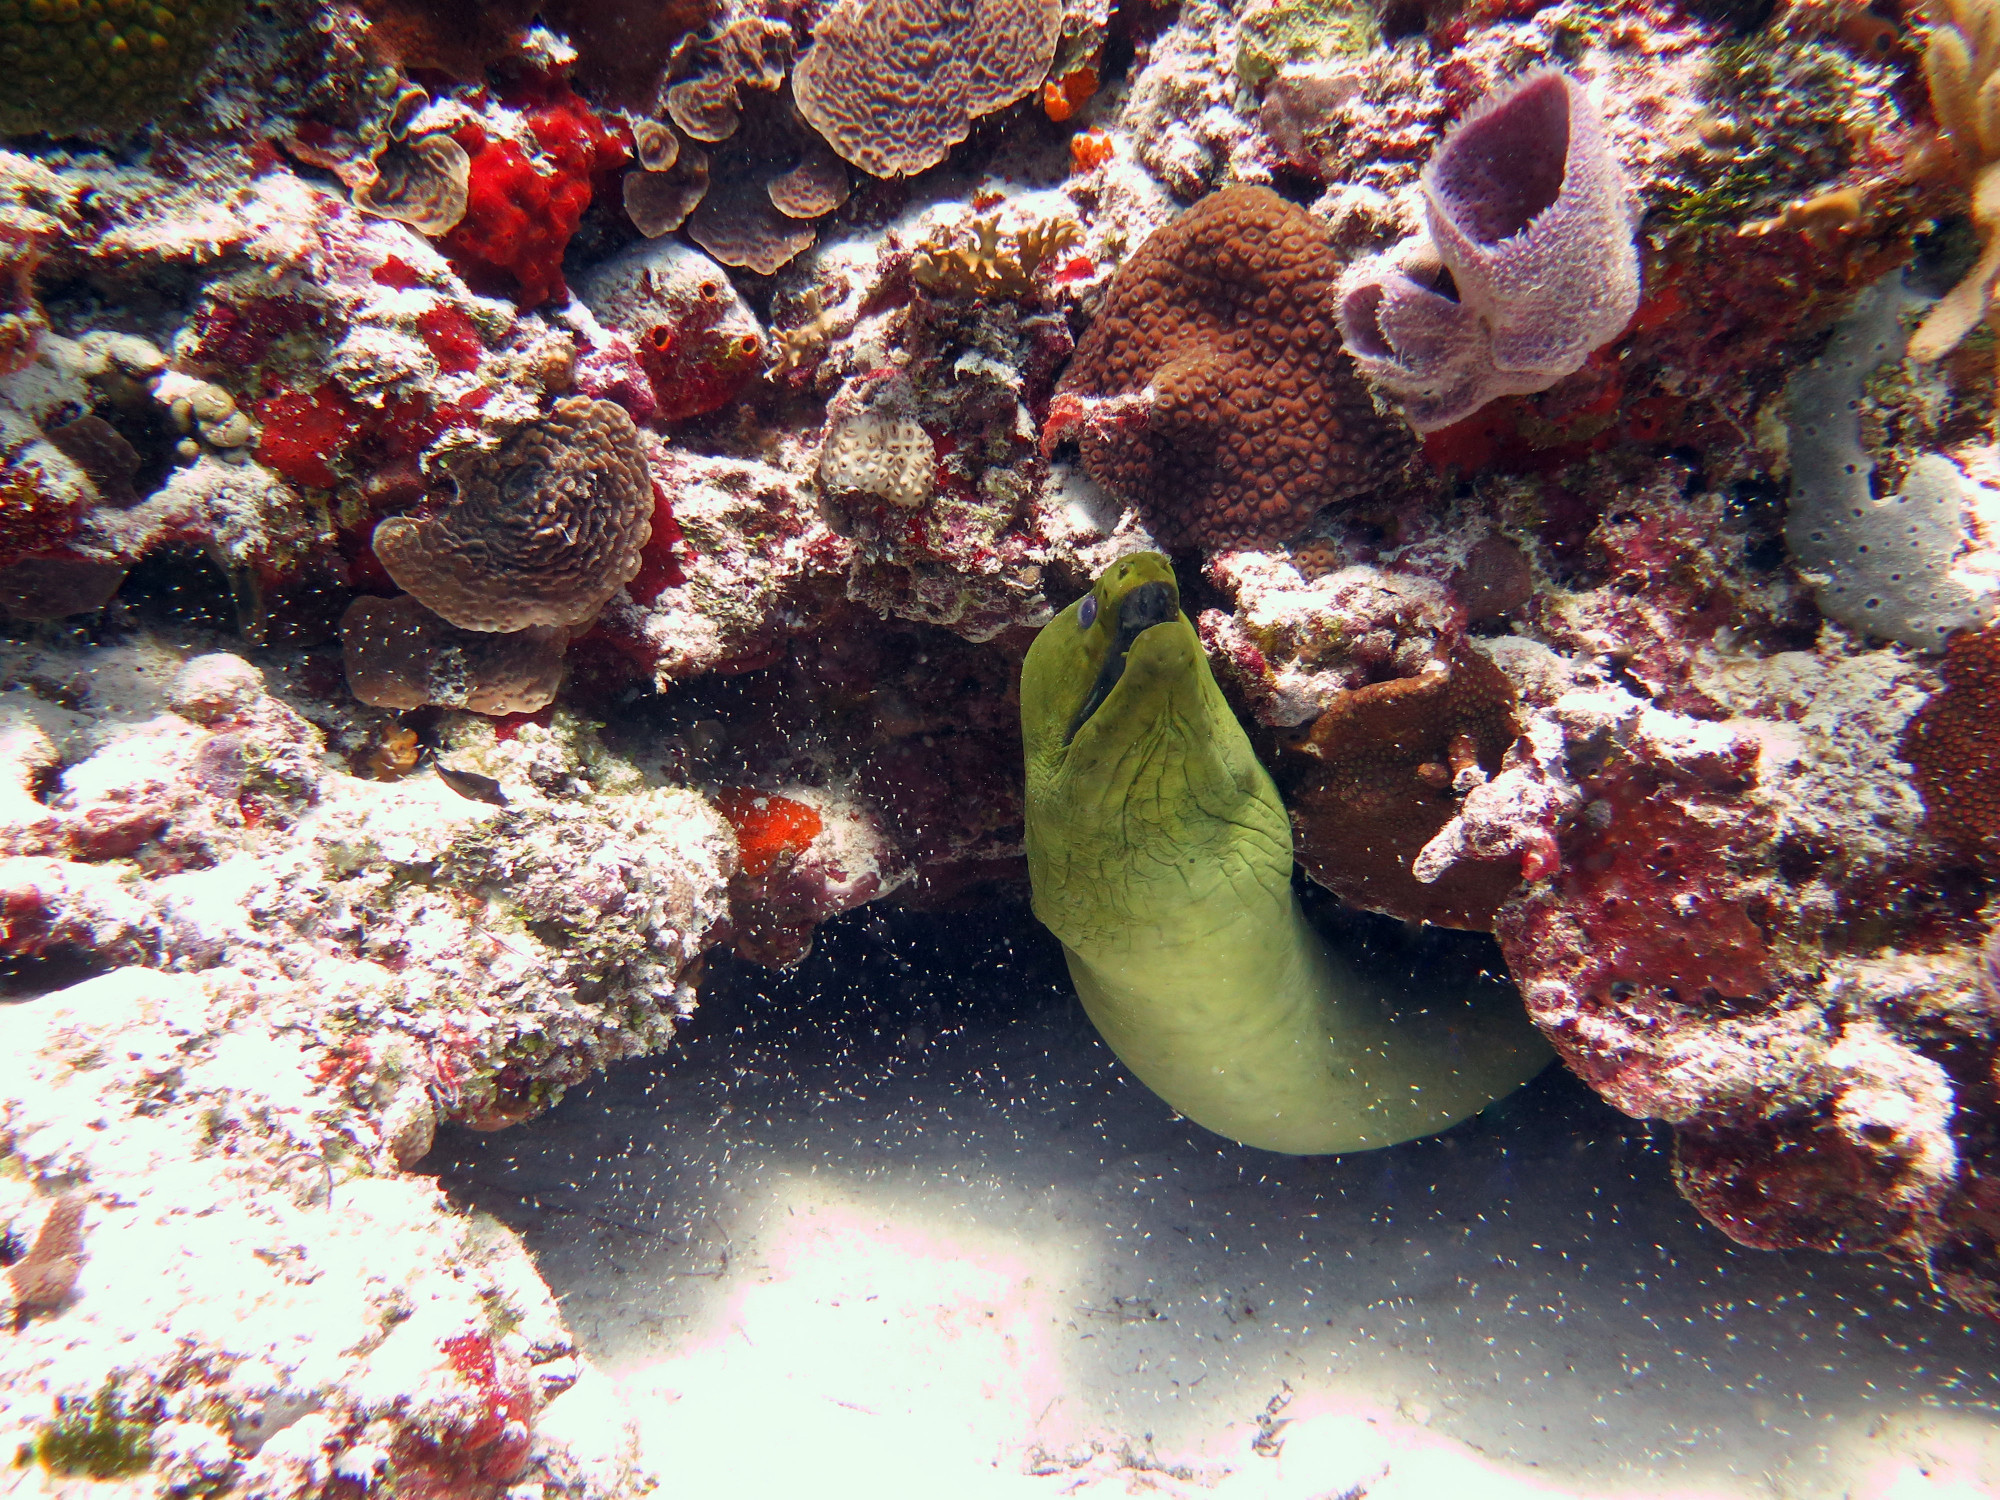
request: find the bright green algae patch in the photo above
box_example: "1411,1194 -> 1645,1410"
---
29,1383 -> 157,1478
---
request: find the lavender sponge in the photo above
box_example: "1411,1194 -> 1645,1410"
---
1336,69 -> 1639,432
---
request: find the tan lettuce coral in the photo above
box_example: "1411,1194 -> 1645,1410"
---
373,397 -> 654,633
793,0 -> 1062,177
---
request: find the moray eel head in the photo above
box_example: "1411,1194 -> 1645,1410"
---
1023,551 -> 1293,958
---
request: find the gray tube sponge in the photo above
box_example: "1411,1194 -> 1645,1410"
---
1336,69 -> 1639,432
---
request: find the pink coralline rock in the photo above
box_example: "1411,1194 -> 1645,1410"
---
0,641 -> 735,1125
0,969 -> 643,1500
721,787 -> 897,968
0,628 -> 745,1492
1200,548 -> 1463,727
1202,461 -> 1997,1307
592,448 -> 832,685
0,650 -> 323,870
1414,661 -> 1997,1303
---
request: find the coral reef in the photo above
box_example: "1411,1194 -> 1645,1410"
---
6,0 -> 2000,1447
1049,185 -> 1412,550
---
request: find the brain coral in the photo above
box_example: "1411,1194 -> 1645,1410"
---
792,0 -> 1061,177
373,397 -> 653,632
1051,184 -> 1412,550
0,0 -> 240,135
1335,69 -> 1638,433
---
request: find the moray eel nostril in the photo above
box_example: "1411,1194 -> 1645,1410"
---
1023,550 -> 1553,1155
1117,579 -> 1177,635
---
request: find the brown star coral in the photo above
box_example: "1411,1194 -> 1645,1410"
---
792,0 -> 1061,177
1049,185 -> 1411,551
0,0 -> 241,134
1902,624 -> 2000,856
372,397 -> 654,633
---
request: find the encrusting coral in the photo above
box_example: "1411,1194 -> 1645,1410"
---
1335,69 -> 1641,433
373,396 -> 654,633
660,14 -> 792,143
340,593 -> 570,713
1286,643 -> 1523,931
792,0 -> 1062,177
1049,184 -> 1411,550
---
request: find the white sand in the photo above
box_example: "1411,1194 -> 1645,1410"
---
428,912 -> 2000,1500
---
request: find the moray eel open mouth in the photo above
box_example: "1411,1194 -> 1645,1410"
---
1022,551 -> 1551,1155
1065,578 -> 1177,744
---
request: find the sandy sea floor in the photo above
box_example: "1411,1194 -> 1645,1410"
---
426,903 -> 2000,1500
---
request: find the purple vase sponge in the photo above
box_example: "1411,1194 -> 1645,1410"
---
1336,68 -> 1639,432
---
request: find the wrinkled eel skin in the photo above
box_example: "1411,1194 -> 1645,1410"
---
1022,552 -> 1552,1154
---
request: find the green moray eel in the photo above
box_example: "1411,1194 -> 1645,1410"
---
1022,552 -> 1553,1154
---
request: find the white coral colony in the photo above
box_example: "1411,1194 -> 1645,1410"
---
1336,68 -> 1640,432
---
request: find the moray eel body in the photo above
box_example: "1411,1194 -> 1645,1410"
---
1022,553 -> 1552,1154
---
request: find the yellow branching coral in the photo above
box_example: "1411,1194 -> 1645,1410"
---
911,212 -> 1080,300
1914,0 -> 2000,359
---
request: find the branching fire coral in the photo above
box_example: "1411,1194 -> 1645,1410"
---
912,212 -> 1081,300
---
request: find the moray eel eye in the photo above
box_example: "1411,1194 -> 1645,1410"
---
1066,579 -> 1180,744
1078,593 -> 1097,630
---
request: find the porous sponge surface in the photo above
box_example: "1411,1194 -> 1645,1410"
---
0,0 -> 241,135
1785,274 -> 1993,647
1055,184 -> 1408,550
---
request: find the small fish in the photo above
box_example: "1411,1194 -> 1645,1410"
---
431,758 -> 508,806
